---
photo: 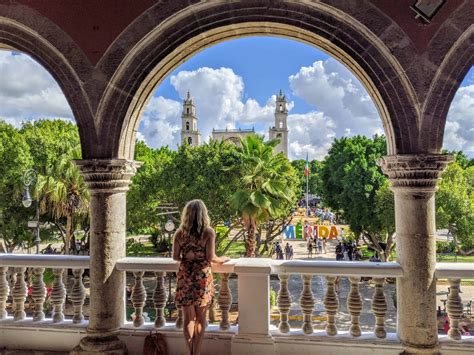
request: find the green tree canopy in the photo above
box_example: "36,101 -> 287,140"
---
436,162 -> 474,253
319,135 -> 395,260
0,120 -> 33,252
127,141 -> 175,233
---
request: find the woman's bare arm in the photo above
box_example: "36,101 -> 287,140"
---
172,230 -> 182,261
205,228 -> 230,264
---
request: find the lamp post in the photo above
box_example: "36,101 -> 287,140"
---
22,168 -> 40,254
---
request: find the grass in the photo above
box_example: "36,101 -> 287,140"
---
436,254 -> 474,262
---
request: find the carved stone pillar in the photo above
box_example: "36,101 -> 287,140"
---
379,154 -> 451,354
73,159 -> 138,354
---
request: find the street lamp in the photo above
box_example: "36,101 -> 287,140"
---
22,168 -> 41,254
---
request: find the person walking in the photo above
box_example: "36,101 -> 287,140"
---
285,242 -> 291,260
173,199 -> 230,355
307,238 -> 313,259
335,242 -> 343,261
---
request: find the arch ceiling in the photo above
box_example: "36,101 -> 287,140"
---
0,0 -> 471,159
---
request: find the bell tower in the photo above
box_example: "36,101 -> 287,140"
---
181,91 -> 201,146
269,90 -> 289,157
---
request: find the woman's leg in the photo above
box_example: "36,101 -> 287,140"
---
182,305 -> 196,354
193,305 -> 208,355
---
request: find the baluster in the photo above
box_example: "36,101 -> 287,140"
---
131,271 -> 147,327
277,274 -> 291,333
0,267 -> 10,319
12,267 -> 27,321
300,274 -> 314,334
31,268 -> 46,322
51,268 -> 66,323
71,269 -> 85,324
153,272 -> 167,328
323,276 -> 338,336
447,278 -> 463,340
347,276 -> 362,337
218,273 -> 232,330
372,278 -> 387,339
176,305 -> 183,329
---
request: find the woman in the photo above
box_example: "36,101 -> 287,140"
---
173,199 -> 230,355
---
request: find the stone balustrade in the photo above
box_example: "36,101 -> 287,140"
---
0,254 -> 89,325
115,257 -> 236,331
271,260 -> 403,338
0,254 -> 473,354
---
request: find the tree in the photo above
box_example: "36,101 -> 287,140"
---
231,135 -> 298,257
160,140 -> 241,226
127,141 -> 175,233
21,120 -> 89,254
0,120 -> 33,252
436,162 -> 474,254
319,135 -> 395,260
291,159 -> 324,198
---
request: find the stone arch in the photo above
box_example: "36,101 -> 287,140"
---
421,26 -> 474,154
97,1 -> 421,160
0,16 -> 97,157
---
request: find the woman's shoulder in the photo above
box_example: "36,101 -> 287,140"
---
202,227 -> 215,241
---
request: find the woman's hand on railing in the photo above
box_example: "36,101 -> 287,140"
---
212,256 -> 230,264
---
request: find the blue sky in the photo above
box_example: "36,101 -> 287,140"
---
154,37 -> 330,114
0,37 -> 472,159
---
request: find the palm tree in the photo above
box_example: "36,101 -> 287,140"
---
35,148 -> 89,254
232,135 -> 297,257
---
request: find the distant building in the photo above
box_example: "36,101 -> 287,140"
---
180,90 -> 289,157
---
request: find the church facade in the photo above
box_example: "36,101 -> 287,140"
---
180,90 -> 289,157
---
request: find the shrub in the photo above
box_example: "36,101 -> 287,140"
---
270,288 -> 277,307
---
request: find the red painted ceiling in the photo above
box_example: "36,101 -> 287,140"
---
11,0 -> 465,64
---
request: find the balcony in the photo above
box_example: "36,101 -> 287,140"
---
0,254 -> 472,354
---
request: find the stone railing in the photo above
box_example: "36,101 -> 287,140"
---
270,260 -> 403,338
0,254 -> 89,325
436,263 -> 474,341
1,255 -> 473,354
116,257 -> 237,331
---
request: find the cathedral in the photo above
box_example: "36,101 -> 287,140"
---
180,90 -> 289,157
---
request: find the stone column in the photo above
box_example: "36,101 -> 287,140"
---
379,154 -> 451,354
73,159 -> 138,354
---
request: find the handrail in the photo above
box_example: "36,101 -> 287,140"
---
435,262 -> 474,279
0,254 -> 89,269
270,260 -> 404,277
116,257 -> 237,273
1,255 -> 473,280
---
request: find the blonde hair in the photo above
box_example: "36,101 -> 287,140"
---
179,199 -> 210,240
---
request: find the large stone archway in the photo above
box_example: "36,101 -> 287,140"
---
98,1 -> 420,160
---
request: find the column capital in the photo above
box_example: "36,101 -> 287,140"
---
378,154 -> 452,193
74,159 -> 142,193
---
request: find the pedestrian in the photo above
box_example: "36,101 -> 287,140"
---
346,242 -> 353,261
285,243 -> 291,260
307,238 -> 313,259
289,245 -> 294,259
444,315 -> 450,335
335,242 -> 343,261
275,242 -> 282,260
317,238 -> 322,254
322,238 -> 327,254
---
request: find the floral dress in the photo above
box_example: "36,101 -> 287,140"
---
175,234 -> 214,307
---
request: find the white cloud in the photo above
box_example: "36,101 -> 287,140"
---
445,84 -> 474,157
0,51 -> 73,124
139,96 -> 182,148
287,111 -> 335,160
289,59 -> 381,140
141,67 -> 279,148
